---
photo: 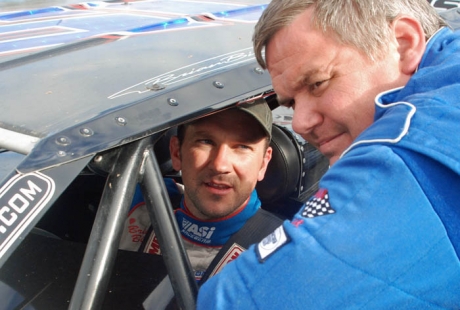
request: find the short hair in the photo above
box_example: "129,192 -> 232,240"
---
253,0 -> 447,68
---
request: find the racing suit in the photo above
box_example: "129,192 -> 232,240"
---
119,179 -> 261,282
197,27 -> 460,308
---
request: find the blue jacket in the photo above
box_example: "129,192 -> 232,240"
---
197,27 -> 460,309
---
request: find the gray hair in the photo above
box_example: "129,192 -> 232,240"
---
253,0 -> 447,68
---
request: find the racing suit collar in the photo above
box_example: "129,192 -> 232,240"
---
340,28 -> 453,160
175,189 -> 261,246
340,87 -> 416,159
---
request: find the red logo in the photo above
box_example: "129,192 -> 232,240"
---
147,234 -> 161,255
314,188 -> 328,199
292,219 -> 304,228
211,243 -> 245,276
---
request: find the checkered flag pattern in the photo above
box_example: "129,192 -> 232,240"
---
301,189 -> 335,218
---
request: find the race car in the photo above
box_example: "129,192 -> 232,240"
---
0,0 -> 459,309
0,1 -> 329,309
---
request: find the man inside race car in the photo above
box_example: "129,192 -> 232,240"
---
119,98 -> 281,282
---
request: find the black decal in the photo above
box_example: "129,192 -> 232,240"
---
0,173 -> 55,257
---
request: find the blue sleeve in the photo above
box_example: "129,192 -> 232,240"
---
197,145 -> 460,309
164,178 -> 181,198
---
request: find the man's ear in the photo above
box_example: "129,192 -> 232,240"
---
170,136 -> 182,171
392,16 -> 426,75
257,146 -> 273,181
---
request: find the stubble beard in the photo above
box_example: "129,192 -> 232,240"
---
186,183 -> 249,220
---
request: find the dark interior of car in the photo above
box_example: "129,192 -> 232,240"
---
0,124 -> 328,309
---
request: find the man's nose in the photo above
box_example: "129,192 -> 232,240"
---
209,145 -> 231,173
291,98 -> 322,136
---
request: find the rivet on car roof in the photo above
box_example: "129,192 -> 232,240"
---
147,83 -> 166,91
56,136 -> 70,146
115,117 -> 127,126
253,67 -> 264,74
79,128 -> 94,137
167,98 -> 179,106
213,81 -> 224,89
57,151 -> 67,157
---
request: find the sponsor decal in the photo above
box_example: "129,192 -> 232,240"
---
146,233 -> 161,255
180,218 -> 216,244
257,225 -> 289,262
195,270 -> 206,282
128,224 -> 147,243
301,188 -> 335,218
210,243 -> 245,277
108,48 -> 255,99
126,211 -> 149,243
0,172 -> 55,258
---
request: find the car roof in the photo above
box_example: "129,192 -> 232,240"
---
0,0 -> 272,172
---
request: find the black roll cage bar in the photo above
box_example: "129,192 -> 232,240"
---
68,133 -> 198,310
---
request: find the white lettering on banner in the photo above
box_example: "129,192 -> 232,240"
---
20,180 -> 42,200
9,194 -> 29,213
0,207 -> 17,233
0,172 -> 55,259
0,181 -> 41,233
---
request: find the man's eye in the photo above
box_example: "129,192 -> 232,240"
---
311,80 -> 324,90
309,79 -> 328,95
198,139 -> 213,145
311,80 -> 328,90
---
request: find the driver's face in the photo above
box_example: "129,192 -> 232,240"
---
170,109 -> 272,220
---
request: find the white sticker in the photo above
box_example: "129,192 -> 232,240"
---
257,225 -> 289,262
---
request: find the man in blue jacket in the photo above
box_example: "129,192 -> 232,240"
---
197,0 -> 460,308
